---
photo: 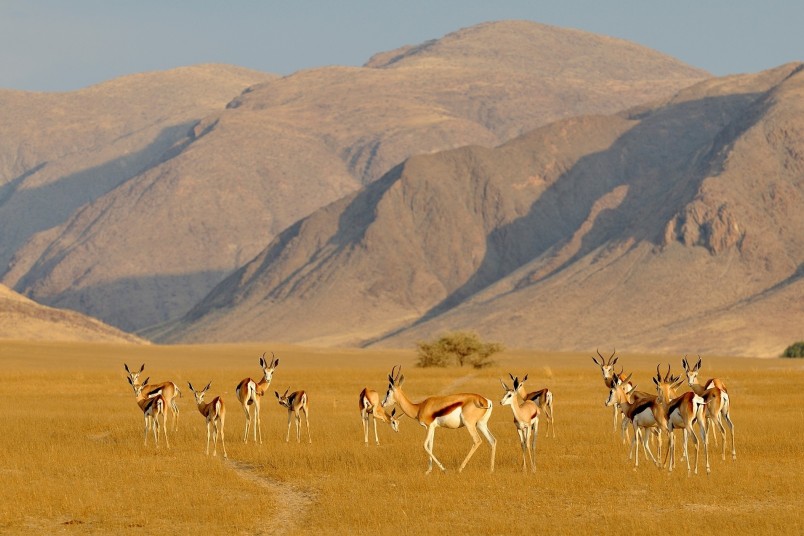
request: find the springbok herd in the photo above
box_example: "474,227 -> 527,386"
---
123,349 -> 734,476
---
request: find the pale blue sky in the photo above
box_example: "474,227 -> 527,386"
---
1,1 -> 801,92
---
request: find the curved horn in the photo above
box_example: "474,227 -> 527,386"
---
696,355 -> 702,371
656,364 -> 662,381
663,364 -> 671,382
500,378 -> 510,391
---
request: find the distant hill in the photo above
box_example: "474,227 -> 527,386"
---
1,20 -> 708,333
0,284 -> 145,343
160,63 -> 804,358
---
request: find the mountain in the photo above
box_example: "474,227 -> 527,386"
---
0,284 -> 144,343
1,21 -> 708,333
160,63 -> 804,358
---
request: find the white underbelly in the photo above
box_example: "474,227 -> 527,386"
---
435,408 -> 464,429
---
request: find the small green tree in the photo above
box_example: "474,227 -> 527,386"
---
782,341 -> 804,358
415,331 -> 504,368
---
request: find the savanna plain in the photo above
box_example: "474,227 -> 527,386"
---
1,341 -> 802,535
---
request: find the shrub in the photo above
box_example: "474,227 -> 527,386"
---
782,341 -> 804,358
415,331 -> 504,368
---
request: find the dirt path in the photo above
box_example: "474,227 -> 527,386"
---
437,372 -> 477,395
225,459 -> 315,535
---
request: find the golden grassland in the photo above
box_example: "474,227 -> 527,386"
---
1,340 -> 803,535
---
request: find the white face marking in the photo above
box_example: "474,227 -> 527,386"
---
382,387 -> 394,407
500,390 -> 515,407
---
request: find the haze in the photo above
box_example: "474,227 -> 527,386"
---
1,0 -> 802,92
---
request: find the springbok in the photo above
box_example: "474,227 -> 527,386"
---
275,389 -> 311,443
127,377 -> 169,448
682,355 -> 735,461
382,365 -> 496,474
605,373 -> 665,470
236,352 -> 279,444
592,349 -> 633,434
124,363 -> 181,431
508,373 -> 554,438
653,365 -> 709,475
500,379 -> 539,472
187,381 -> 228,458
359,387 -> 400,446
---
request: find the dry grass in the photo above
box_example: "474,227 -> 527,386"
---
1,341 -> 803,534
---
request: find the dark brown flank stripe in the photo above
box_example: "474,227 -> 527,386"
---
625,398 -> 655,420
666,393 -> 689,416
359,388 -> 368,410
143,397 -> 160,413
527,389 -> 548,402
146,386 -> 163,398
433,402 -> 463,418
289,391 -> 304,406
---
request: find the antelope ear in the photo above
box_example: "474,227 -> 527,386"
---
388,374 -> 394,384
591,356 -> 601,366
188,382 -> 194,392
142,377 -> 150,386
204,382 -> 212,392
522,374 -> 528,382
391,408 -> 397,417
138,364 -> 144,373
260,356 -> 266,368
611,357 -> 619,365
397,375 -> 405,386
274,391 -> 280,399
653,377 -> 659,386
124,363 -> 131,373
127,377 -> 134,385
273,358 -> 280,367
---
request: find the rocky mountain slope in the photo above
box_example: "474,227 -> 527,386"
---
1,21 -> 707,333
0,284 -> 145,343
161,63 -> 804,357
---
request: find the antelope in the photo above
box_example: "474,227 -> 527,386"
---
500,379 -> 539,472
382,365 -> 496,474
275,389 -> 311,443
359,387 -> 400,446
235,352 -> 279,444
592,349 -> 633,435
682,355 -> 735,461
653,365 -> 709,475
605,373 -> 665,470
508,373 -> 554,438
187,381 -> 228,458
124,363 -> 182,431
127,376 -> 169,448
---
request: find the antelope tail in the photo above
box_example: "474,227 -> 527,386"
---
474,398 -> 492,410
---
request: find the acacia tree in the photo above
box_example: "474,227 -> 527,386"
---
782,341 -> 804,358
415,331 -> 504,368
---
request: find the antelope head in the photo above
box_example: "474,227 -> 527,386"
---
653,364 -> 684,404
605,372 -> 632,407
275,388 -> 293,409
128,376 -> 150,398
260,352 -> 280,383
124,363 -> 145,385
382,365 -> 404,407
592,348 -> 619,382
681,354 -> 702,387
188,381 -> 212,405
500,379 -> 517,407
